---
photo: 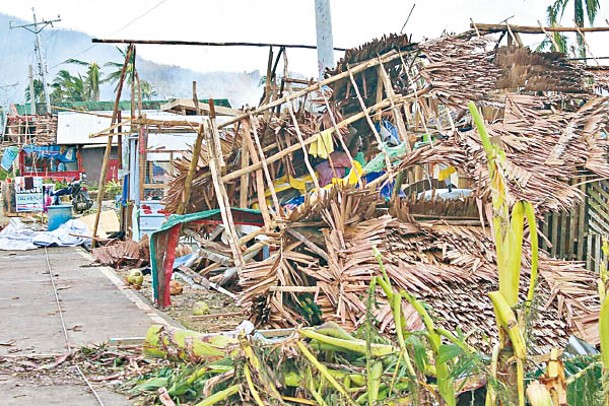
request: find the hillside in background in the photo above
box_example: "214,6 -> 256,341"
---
0,13 -> 263,109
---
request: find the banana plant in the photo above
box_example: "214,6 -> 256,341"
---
468,102 -> 539,406
600,239 -> 609,405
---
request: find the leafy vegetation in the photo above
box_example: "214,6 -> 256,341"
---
540,0 -> 600,56
23,46 -> 157,104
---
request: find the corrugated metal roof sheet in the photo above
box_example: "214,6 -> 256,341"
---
56,112 -> 113,145
56,110 -> 206,145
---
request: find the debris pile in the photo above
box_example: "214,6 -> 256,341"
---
237,188 -> 600,354
92,237 -> 150,268
150,32 -> 608,354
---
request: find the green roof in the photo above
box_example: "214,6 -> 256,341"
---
14,98 -> 231,116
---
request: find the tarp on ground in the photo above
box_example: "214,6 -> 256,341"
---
0,218 -> 90,250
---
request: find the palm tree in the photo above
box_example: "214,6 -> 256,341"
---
102,46 -> 135,92
50,70 -> 86,103
140,80 -> 158,101
24,79 -> 45,105
103,46 -> 157,100
546,0 -> 600,57
65,59 -> 102,102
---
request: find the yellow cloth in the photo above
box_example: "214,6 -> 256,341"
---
438,166 -> 456,181
253,160 -> 362,209
309,129 -> 334,159
263,174 -> 314,198
327,160 -> 363,188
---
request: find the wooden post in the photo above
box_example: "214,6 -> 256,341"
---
138,124 -> 147,201
92,44 -> 134,247
206,103 -> 244,270
242,120 -> 272,226
117,110 -> 125,235
117,110 -> 123,171
176,82 -> 204,215
239,135 -> 250,208
136,74 -> 146,202
577,178 -> 587,261
348,70 -> 394,177
284,99 -> 321,191
249,114 -> 282,212
377,62 -> 410,151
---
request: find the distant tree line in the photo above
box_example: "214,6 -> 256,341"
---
25,46 -> 157,105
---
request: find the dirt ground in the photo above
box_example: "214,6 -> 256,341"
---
114,268 -> 246,334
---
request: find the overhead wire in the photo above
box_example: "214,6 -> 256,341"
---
50,0 -> 171,69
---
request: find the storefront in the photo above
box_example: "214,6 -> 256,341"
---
19,145 -> 82,181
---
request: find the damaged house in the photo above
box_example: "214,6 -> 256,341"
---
145,31 -> 609,354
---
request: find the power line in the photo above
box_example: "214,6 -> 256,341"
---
9,8 -> 61,114
111,0 -> 171,36
51,0 -> 171,68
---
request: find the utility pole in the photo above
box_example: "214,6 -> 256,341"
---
28,65 -> 36,115
314,0 -> 335,81
9,8 -> 61,115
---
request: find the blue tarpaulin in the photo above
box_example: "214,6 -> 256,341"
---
1,146 -> 19,171
22,145 -> 77,163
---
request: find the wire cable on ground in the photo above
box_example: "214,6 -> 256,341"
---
44,247 -> 106,406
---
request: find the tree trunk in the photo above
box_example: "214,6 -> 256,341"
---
143,325 -> 237,362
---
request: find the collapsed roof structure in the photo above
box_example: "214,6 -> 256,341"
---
154,30 -> 609,353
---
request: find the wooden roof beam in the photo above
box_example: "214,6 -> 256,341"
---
472,22 -> 609,34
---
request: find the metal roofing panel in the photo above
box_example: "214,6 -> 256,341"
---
56,112 -> 113,145
57,111 -> 208,145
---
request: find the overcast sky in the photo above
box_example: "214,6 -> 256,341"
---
2,0 -> 609,77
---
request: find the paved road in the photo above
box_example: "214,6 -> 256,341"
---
0,246 -> 167,405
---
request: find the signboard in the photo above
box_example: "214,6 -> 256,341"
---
16,192 -> 44,212
14,177 -> 53,212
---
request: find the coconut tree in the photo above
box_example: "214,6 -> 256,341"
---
140,80 -> 158,101
24,79 -> 45,105
104,46 -> 158,99
546,0 -> 600,57
50,70 -> 86,103
65,59 -> 102,102
103,46 -> 135,92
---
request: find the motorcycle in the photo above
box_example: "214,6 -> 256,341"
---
52,176 -> 93,214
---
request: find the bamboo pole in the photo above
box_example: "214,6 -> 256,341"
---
92,44 -> 133,246
221,87 -> 431,183
239,126 -> 250,208
242,121 -> 272,226
249,114 -> 282,212
177,82 -> 204,215
205,109 -> 244,269
219,50 -> 403,129
472,22 -> 609,34
348,70 -> 394,177
285,99 -> 321,191
377,61 -> 410,151
92,37 -> 348,51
